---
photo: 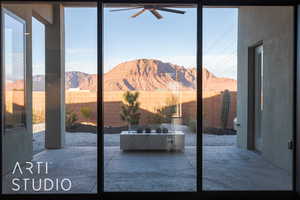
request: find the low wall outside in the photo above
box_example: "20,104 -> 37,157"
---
29,90 -> 237,130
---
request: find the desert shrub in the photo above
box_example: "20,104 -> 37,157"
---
120,91 -> 141,130
66,110 -> 78,129
80,106 -> 93,120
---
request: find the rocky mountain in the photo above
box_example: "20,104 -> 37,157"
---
103,59 -> 237,91
65,71 -> 97,91
32,71 -> 97,91
30,59 -> 236,92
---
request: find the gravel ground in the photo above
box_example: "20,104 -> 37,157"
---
33,131 -> 236,155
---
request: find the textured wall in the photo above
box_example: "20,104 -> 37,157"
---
237,6 -> 294,172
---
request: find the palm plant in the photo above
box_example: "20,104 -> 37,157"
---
120,91 -> 141,130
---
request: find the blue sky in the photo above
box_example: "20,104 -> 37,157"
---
32,17 -> 45,77
32,7 -> 237,79
4,12 -> 25,81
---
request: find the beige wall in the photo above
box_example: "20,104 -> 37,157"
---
237,6 -> 294,172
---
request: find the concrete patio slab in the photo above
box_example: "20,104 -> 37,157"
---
104,145 -> 292,191
203,146 -> 292,191
104,146 -> 196,191
7,132 -> 291,193
3,147 -> 97,194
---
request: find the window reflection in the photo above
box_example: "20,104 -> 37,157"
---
4,11 -> 26,129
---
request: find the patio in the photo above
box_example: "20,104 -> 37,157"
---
3,132 -> 292,193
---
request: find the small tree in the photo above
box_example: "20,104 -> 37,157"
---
120,91 -> 141,130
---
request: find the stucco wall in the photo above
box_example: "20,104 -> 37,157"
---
237,6 -> 294,172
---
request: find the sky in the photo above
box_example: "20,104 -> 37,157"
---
4,12 -> 25,81
31,7 -> 237,79
32,17 -> 45,77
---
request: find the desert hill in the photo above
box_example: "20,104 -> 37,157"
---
104,59 -> 236,91
27,59 -> 236,92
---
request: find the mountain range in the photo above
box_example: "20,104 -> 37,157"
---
30,59 -> 236,92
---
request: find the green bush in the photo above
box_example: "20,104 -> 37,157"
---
80,106 -> 93,120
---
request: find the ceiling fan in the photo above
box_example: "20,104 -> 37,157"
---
110,5 -> 186,20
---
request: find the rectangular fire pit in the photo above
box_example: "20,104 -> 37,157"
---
120,131 -> 185,151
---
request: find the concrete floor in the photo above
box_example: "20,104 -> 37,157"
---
104,145 -> 292,191
104,146 -> 196,191
3,132 -> 292,193
3,147 -> 97,193
203,146 -> 292,190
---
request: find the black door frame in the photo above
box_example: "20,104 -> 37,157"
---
0,0 -> 299,199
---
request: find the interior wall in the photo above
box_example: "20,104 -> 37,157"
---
237,6 -> 294,172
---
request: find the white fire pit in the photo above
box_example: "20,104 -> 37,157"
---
120,131 -> 185,151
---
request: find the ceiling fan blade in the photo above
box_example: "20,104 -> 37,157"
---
110,7 -> 142,12
131,9 -> 146,18
156,7 -> 186,14
150,9 -> 163,19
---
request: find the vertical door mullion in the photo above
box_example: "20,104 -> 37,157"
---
97,0 -> 104,194
197,0 -> 203,192
295,4 -> 299,194
0,2 -> 3,195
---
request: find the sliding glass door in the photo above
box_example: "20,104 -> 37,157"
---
103,3 -> 197,192
202,6 -> 294,191
1,1 -> 98,194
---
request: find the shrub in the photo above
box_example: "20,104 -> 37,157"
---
80,106 -> 93,120
66,110 -> 78,129
120,91 -> 141,130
